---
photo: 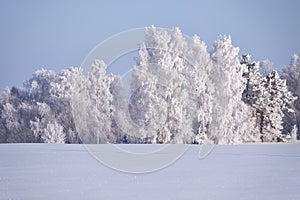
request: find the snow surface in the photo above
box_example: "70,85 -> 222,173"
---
1,143 -> 300,200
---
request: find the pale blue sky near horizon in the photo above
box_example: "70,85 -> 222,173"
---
0,0 -> 299,92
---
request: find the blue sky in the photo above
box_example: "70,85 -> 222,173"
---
0,0 -> 299,92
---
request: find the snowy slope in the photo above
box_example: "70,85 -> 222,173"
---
1,143 -> 299,200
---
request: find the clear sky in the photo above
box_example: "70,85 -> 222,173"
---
0,0 -> 299,92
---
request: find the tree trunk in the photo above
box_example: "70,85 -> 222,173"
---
253,107 -> 257,127
260,113 -> 264,142
166,94 -> 171,132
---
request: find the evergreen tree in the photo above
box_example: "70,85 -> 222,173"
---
241,55 -> 263,142
282,54 -> 300,138
257,71 -> 295,142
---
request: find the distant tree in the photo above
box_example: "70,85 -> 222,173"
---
260,60 -> 273,77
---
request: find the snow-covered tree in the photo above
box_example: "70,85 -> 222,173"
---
241,55 -> 263,106
286,124 -> 298,142
260,60 -> 273,77
25,67 -> 80,143
240,55 -> 296,142
282,54 -> 300,138
53,67 -> 81,143
0,87 -> 39,143
24,69 -> 59,102
29,102 -> 55,142
0,26 -> 296,144
291,125 -> 298,142
72,60 -> 115,144
257,71 -> 296,142
240,55 -> 263,141
128,26 -> 196,144
129,28 -> 172,143
188,35 -> 214,144
210,36 -> 254,144
0,66 -> 83,143
1,102 -> 24,142
41,121 -> 65,144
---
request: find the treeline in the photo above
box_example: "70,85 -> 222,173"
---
0,27 -> 299,144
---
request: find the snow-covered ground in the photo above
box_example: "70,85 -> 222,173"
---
1,143 -> 299,200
